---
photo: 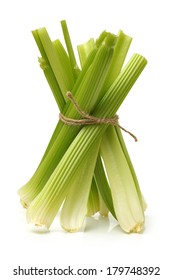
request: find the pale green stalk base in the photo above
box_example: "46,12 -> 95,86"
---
115,126 -> 146,211
60,141 -> 101,232
100,126 -> 144,233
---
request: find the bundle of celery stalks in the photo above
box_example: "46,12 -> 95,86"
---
18,20 -> 147,233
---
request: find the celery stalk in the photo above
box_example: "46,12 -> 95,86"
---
94,155 -> 116,218
37,27 -> 74,97
61,20 -> 80,78
26,54 -> 147,228
32,30 -> 66,111
115,127 -> 146,211
60,141 -> 101,232
100,126 -> 144,233
102,30 -> 132,93
77,38 -> 95,67
96,31 -> 118,47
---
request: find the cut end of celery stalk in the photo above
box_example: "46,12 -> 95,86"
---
29,223 -> 49,233
120,219 -> 144,233
129,222 -> 144,233
18,184 -> 38,209
61,224 -> 81,233
26,215 -> 49,230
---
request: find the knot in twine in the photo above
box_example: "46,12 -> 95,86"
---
59,92 -> 137,142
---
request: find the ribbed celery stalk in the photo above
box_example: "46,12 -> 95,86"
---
26,54 -> 147,228
32,30 -> 66,111
36,28 -> 75,97
115,127 -> 147,211
102,30 -> 132,93
94,155 -> 116,217
100,126 -> 144,233
77,38 -> 95,68
96,31 -> 117,48
60,141 -> 101,232
61,20 -> 80,79
18,35 -> 115,207
53,39 -> 75,83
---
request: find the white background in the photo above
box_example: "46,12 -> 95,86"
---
1,0 -> 173,279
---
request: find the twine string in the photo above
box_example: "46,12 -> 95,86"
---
59,92 -> 137,141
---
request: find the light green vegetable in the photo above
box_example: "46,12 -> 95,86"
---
60,141 -> 101,232
18,20 -> 147,233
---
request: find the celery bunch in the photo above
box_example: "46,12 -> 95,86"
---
18,20 -> 147,233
